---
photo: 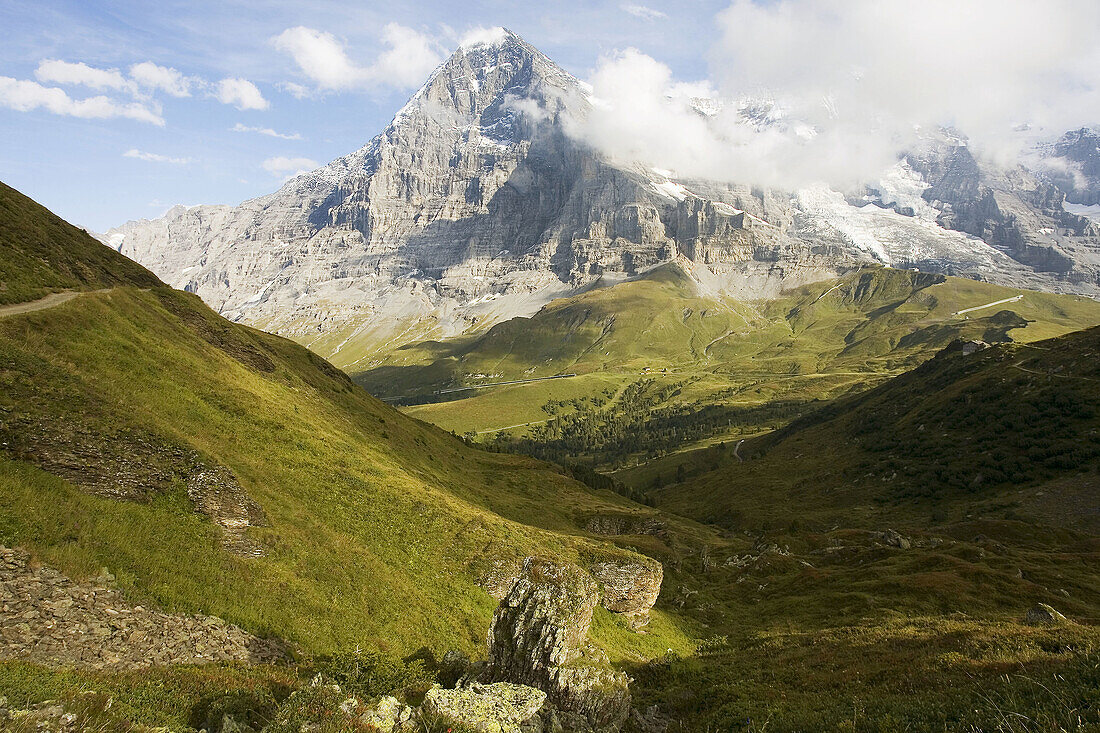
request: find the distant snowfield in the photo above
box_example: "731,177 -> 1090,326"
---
1064,202 -> 1100,222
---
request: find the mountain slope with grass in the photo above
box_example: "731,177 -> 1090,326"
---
4,183 -> 1100,731
0,182 -> 161,305
655,324 -> 1100,533
365,261 -> 1100,468
0,182 -> 695,662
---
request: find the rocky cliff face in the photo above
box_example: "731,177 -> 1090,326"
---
105,32 -> 1100,369
1039,128 -> 1100,207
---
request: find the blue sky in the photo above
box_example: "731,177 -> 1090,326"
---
3,1 -> 1097,232
0,0 -> 729,231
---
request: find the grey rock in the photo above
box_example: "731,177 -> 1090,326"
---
879,529 -> 912,550
486,557 -> 631,731
588,560 -> 663,628
359,695 -> 413,733
1038,128 -> 1100,207
1025,603 -> 1069,626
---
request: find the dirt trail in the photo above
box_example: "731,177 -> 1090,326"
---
0,288 -> 114,319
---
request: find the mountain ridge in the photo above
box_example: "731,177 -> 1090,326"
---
104,30 -> 1100,373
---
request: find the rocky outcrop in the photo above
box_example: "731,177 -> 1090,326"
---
877,529 -> 912,550
186,464 -> 267,557
478,553 -> 663,628
583,514 -> 667,538
359,695 -> 415,732
909,140 -> 1100,288
486,557 -> 632,731
0,401 -> 266,558
589,560 -> 663,629
0,546 -> 284,668
1024,603 -> 1070,626
477,555 -> 525,600
1039,128 -> 1100,207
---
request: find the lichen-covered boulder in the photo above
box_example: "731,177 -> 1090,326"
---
486,557 -> 631,731
421,683 -> 546,732
589,559 -> 663,628
358,695 -> 414,732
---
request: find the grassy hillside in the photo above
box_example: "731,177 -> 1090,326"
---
655,325 -> 1100,533
0,184 -> 697,662
4,183 -> 1100,731
372,263 -> 1100,468
623,325 -> 1100,730
0,182 -> 160,305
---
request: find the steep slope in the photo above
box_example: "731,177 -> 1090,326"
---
0,183 -> 692,659
0,182 -> 160,305
105,32 -> 1100,372
656,325 -> 1100,534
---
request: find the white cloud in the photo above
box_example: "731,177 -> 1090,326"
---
129,62 -> 194,97
232,122 -> 302,140
459,26 -> 509,48
35,59 -> 132,92
272,24 -> 444,91
216,78 -> 269,110
621,4 -> 667,21
280,81 -> 312,99
0,76 -> 164,125
262,155 -> 318,179
575,0 -> 1100,191
124,148 -> 190,164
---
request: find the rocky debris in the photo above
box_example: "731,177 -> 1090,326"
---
878,529 -> 912,550
1024,603 -> 1070,626
486,557 -> 632,730
583,515 -> 667,538
589,560 -> 663,629
0,546 -> 284,668
723,538 -> 792,570
421,683 -> 547,732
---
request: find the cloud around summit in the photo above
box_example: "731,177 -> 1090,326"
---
574,0 -> 1100,190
